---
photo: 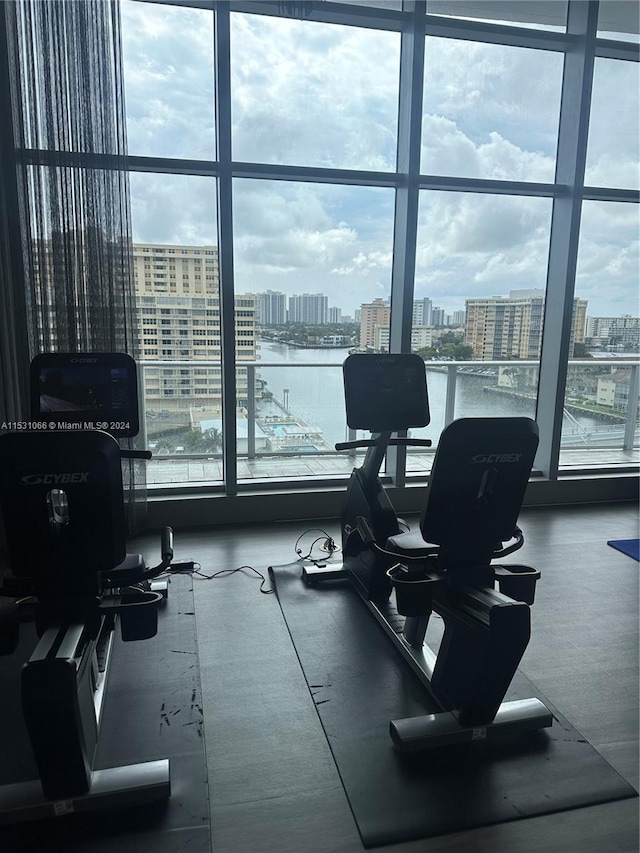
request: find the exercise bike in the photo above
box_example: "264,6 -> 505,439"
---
304,353 -> 553,752
0,352 -> 173,823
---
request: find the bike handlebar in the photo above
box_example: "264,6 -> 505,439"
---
120,449 -> 153,460
335,438 -> 432,451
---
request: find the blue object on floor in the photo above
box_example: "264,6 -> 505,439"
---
607,538 -> 640,561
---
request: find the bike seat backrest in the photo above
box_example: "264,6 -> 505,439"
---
0,431 -> 127,597
420,417 -> 539,568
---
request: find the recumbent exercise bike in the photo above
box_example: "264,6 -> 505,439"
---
303,353 -> 553,752
0,352 -> 173,823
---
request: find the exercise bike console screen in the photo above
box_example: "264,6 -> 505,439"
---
30,352 -> 139,437
344,353 -> 430,432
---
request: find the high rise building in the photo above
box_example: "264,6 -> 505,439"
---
360,298 -> 390,349
376,325 -> 434,351
288,293 -> 328,325
133,242 -> 256,412
412,297 -> 433,327
573,299 -> 588,345
465,293 -> 544,360
374,324 -> 389,351
585,315 -> 640,350
410,327 -> 434,350
257,291 -> 287,325
328,306 -> 342,324
465,292 -> 587,359
431,307 -> 445,327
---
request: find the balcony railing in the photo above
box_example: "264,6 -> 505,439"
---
138,358 -> 640,485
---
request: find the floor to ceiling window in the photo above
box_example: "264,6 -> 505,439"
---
408,190 -> 554,471
121,2 -> 224,485
114,0 -> 640,492
89,1 -> 640,491
232,179 -> 395,478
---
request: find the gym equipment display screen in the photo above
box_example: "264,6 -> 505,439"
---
343,353 -> 430,432
30,353 -> 139,437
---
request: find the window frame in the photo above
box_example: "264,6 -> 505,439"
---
10,0 -> 639,515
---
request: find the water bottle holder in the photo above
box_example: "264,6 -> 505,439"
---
386,563 -> 440,617
494,564 -> 540,605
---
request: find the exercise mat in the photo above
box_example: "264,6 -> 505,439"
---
0,574 -> 210,852
607,538 -> 640,561
270,564 -> 638,849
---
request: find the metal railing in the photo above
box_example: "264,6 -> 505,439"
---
138,358 -> 640,479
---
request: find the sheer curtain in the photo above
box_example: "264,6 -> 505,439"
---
0,0 -> 145,533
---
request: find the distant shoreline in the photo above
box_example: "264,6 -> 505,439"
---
483,385 -> 625,423
258,337 -> 352,350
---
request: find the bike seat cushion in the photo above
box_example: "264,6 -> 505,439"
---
386,529 -> 439,557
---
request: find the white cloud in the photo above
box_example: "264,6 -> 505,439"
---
238,224 -> 358,273
584,153 -> 640,192
331,250 -> 393,276
575,200 -> 640,315
121,1 -> 215,159
422,36 -> 563,174
129,173 -> 217,245
476,133 -> 555,182
421,116 -> 555,183
232,181 -> 394,311
421,114 -> 481,178
230,13 -> 400,170
585,56 -> 640,190
121,3 -> 638,318
414,192 -> 553,310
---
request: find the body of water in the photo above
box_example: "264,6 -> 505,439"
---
254,341 -> 610,449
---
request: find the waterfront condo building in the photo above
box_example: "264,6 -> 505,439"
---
287,293 -> 328,325
256,290 -> 287,326
465,291 -> 587,360
133,242 -> 256,415
360,298 -> 391,349
373,324 -> 434,353
585,315 -> 640,351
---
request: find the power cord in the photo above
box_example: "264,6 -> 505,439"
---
294,528 -> 340,564
199,565 -> 274,594
162,560 -> 274,594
